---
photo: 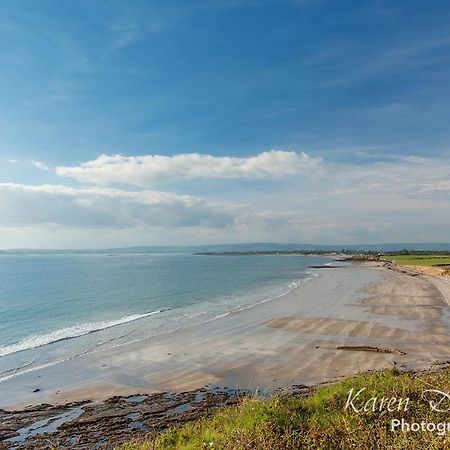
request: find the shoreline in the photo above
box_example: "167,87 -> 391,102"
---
1,261 -> 377,409
382,260 -> 450,306
2,261 -> 450,447
3,261 -> 450,406
0,254 -> 321,382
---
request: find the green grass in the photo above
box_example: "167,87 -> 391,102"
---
388,254 -> 450,266
117,367 -> 450,450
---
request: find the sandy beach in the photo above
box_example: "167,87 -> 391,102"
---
2,260 -> 450,448
1,260 -> 449,411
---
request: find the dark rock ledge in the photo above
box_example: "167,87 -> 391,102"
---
0,388 -> 244,450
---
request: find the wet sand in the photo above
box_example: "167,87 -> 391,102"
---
1,261 -> 450,411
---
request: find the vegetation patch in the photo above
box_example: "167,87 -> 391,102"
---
387,254 -> 450,267
117,367 -> 450,450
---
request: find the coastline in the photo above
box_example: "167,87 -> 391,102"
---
383,261 -> 450,306
1,261 -> 377,408
2,261 -> 450,447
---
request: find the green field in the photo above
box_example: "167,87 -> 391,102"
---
388,254 -> 450,266
119,367 -> 450,450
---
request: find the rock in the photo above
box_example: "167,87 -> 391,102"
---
1,388 -> 245,449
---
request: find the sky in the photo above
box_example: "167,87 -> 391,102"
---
0,0 -> 449,248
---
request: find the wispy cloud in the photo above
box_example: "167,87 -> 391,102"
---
31,160 -> 51,171
319,34 -> 450,88
106,3 -> 185,50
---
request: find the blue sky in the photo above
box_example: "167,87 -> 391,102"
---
0,0 -> 449,247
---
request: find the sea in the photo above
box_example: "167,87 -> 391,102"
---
0,253 -> 330,384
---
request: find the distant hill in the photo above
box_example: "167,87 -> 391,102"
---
1,242 -> 450,254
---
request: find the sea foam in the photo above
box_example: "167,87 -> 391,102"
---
0,311 -> 161,358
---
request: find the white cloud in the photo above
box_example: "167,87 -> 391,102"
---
55,150 -> 323,186
0,183 -> 241,229
31,160 -> 51,170
328,157 -> 450,199
1,150 -> 449,247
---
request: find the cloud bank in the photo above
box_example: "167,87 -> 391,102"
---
1,149 -> 449,247
0,183 -> 241,229
55,150 -> 323,186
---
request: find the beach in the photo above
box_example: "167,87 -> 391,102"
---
2,260 -> 450,408
1,260 -> 450,447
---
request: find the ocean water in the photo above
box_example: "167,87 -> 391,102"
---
0,253 -> 330,383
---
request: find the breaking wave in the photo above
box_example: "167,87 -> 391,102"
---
0,310 -> 162,357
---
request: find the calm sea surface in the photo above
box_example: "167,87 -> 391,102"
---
0,253 -> 330,382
